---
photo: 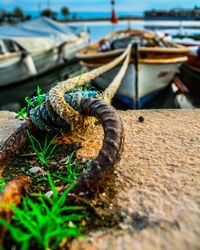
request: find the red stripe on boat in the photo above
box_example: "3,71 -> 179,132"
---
173,75 -> 187,93
158,71 -> 170,78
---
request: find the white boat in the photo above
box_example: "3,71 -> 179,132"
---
76,30 -> 189,108
0,17 -> 89,87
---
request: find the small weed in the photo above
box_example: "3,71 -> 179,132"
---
15,107 -> 27,120
74,70 -> 94,91
25,96 -> 35,108
79,82 -> 95,92
0,178 -> 7,192
52,153 -> 81,184
76,69 -> 84,86
27,130 -> 58,166
16,86 -> 47,120
65,154 -> 81,182
0,173 -> 86,250
35,86 -> 46,105
25,86 -> 48,109
52,154 -> 91,186
26,153 -> 84,188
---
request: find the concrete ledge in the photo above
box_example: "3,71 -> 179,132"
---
70,109 -> 200,250
0,111 -> 33,177
0,111 -> 21,146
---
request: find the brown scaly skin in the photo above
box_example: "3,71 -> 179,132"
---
60,98 -> 124,196
0,176 -> 31,245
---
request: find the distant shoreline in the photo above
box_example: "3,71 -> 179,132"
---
58,16 -> 143,22
0,16 -> 143,26
1,16 -> 200,27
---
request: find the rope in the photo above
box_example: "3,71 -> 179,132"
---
103,44 -> 132,102
49,43 -> 132,128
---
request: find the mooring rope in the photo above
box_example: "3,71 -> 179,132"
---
49,43 -> 132,128
0,44 -> 132,244
103,44 -> 132,102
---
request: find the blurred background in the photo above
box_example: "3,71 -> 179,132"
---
0,0 -> 199,111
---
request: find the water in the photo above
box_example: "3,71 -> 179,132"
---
26,11 -> 142,19
69,20 -> 200,42
23,12 -> 200,41
0,62 -> 82,111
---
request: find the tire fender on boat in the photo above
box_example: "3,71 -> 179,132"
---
21,52 -> 37,76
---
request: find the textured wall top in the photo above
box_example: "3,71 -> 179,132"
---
70,109 -> 200,250
0,111 -> 27,177
0,111 -> 22,145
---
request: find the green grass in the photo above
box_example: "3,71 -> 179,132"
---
26,130 -> 58,166
0,178 -> 7,192
74,69 -> 95,92
16,86 -> 48,120
27,153 -> 91,191
25,86 -> 48,108
76,69 -> 84,86
52,153 -> 81,184
0,173 -> 87,250
30,153 -> 84,187
15,107 -> 28,120
65,154 -> 81,182
51,153 -> 91,185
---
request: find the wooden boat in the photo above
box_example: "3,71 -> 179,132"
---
179,61 -> 200,99
172,77 -> 199,108
175,38 -> 200,98
0,17 -> 89,87
76,30 -> 189,108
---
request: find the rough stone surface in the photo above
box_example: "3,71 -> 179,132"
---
0,111 -> 16,120
0,111 -> 22,145
0,111 -> 24,177
70,109 -> 200,250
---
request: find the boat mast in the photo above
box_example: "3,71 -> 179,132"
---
38,1 -> 41,15
47,0 -> 51,9
111,0 -> 118,26
133,43 -> 139,109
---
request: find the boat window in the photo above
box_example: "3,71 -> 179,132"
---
3,40 -> 18,53
0,44 -> 3,54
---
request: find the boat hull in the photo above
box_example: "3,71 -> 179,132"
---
63,35 -> 90,61
76,29 -> 188,109
0,35 -> 89,87
88,61 -> 183,108
0,50 -> 59,87
0,54 -> 33,87
179,62 -> 200,98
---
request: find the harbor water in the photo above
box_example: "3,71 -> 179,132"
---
72,20 -> 200,42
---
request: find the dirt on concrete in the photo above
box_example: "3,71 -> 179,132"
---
69,109 -> 200,250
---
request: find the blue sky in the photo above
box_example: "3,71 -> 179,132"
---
0,0 -> 199,12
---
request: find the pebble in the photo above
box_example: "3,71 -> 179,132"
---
29,166 -> 45,175
45,190 -> 53,197
138,116 -> 145,123
49,161 -> 57,166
